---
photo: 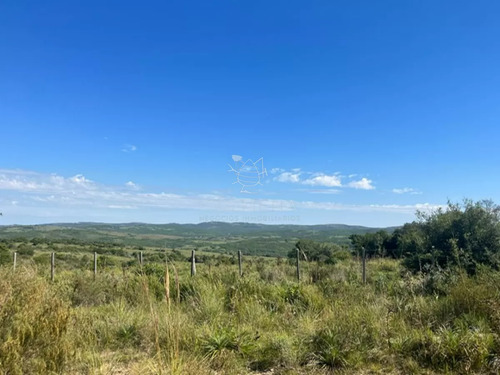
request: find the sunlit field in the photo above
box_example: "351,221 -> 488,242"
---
2,250 -> 500,374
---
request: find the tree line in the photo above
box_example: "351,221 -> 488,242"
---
348,199 -> 500,274
285,200 -> 500,275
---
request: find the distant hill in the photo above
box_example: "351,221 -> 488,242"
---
0,222 -> 396,257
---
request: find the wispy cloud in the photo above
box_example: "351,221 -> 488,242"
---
0,170 -> 97,192
122,144 -> 137,153
299,201 -> 443,213
392,187 -> 422,195
0,169 -> 440,218
272,169 -> 374,190
270,168 -> 284,174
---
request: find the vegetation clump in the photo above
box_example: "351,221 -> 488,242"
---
351,199 -> 500,274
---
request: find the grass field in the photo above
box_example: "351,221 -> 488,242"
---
2,251 -> 500,374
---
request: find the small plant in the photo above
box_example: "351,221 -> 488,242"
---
201,327 -> 254,360
310,328 -> 351,369
116,323 -> 140,346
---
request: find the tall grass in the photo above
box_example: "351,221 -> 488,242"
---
1,258 -> 500,374
0,267 -> 71,374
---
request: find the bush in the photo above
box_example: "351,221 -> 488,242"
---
16,245 -> 34,257
0,244 -> 11,265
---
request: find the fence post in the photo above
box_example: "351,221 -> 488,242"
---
296,248 -> 300,281
51,252 -> 55,282
140,251 -> 143,267
94,252 -> 97,280
13,252 -> 17,271
362,247 -> 366,284
238,250 -> 242,277
191,250 -> 196,276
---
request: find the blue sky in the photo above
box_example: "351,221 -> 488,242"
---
1,0 -> 500,227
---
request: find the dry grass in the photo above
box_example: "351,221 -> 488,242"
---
1,259 -> 500,374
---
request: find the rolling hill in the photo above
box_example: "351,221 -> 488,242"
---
0,222 -> 395,257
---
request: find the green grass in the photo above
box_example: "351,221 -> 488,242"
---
1,257 -> 500,374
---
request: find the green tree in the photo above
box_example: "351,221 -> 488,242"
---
400,200 -> 500,274
0,244 -> 11,265
349,230 -> 391,258
288,239 -> 342,264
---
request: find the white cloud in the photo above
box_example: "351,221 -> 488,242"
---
392,187 -> 422,195
0,169 -> 441,223
274,172 -> 301,183
272,169 -> 376,191
347,178 -> 375,190
0,169 -> 298,212
0,171 -> 97,192
125,181 -> 140,190
302,174 -> 342,187
122,144 -> 137,153
68,174 -> 95,189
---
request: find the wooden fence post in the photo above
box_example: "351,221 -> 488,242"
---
13,252 -> 17,271
94,252 -> 97,280
140,251 -> 143,267
191,250 -> 196,276
362,247 -> 366,284
238,250 -> 242,277
51,252 -> 55,282
296,248 -> 300,281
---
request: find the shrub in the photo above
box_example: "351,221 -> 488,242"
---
0,244 -> 11,265
16,245 -> 34,257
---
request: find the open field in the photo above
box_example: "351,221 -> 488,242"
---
2,204 -> 500,374
2,252 -> 500,374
